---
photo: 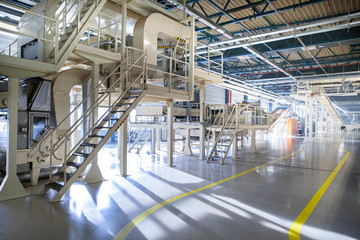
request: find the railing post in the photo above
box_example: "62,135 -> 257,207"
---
63,136 -> 68,185
221,53 -> 223,78
97,13 -> 101,48
189,16 -> 195,100
55,19 -> 59,64
49,133 -> 53,180
77,0 -> 81,33
87,27 -> 90,46
115,20 -> 119,53
108,90 -> 111,131
169,51 -> 172,92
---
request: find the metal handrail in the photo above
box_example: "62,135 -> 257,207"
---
29,47 -> 145,158
206,106 -> 236,159
0,39 -> 18,56
51,48 -> 146,165
53,50 -> 146,156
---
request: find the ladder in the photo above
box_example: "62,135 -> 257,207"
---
204,107 -> 224,159
37,48 -> 147,202
128,128 -> 151,154
206,106 -> 237,164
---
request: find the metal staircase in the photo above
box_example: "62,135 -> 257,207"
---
0,0 -> 107,77
35,48 -> 147,202
206,106 -> 237,165
44,0 -> 107,64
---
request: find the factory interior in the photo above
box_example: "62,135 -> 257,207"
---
0,0 -> 359,239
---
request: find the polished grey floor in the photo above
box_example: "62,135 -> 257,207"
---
0,132 -> 359,240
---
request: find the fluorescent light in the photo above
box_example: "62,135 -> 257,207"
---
216,28 -> 225,34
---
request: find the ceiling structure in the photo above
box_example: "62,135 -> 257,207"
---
0,0 -> 359,113
154,0 -> 360,96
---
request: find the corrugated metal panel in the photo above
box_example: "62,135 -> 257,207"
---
205,85 -> 225,104
232,91 -> 244,104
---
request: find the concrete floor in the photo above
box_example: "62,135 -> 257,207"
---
0,132 -> 359,240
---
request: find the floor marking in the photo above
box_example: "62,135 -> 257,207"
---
114,143 -> 310,240
288,145 -> 350,240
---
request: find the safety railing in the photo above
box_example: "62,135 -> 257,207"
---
147,38 -> 191,95
81,11 -> 122,53
189,103 -> 200,122
0,39 -> 18,57
204,103 -> 269,134
28,47 -> 147,168
1,0 -> 104,64
235,104 -> 269,127
195,41 -> 223,77
206,104 -> 226,126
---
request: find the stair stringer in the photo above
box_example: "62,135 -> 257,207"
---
49,90 -> 146,203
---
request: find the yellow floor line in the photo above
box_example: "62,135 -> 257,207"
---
114,142 -> 310,240
288,145 -> 350,240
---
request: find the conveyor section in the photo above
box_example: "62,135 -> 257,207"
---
267,107 -> 291,133
317,95 -> 343,125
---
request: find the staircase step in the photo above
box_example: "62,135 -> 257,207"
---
102,118 -> 120,121
72,152 -> 89,158
94,126 -> 109,129
67,162 -> 82,168
122,96 -> 138,100
110,110 -> 126,113
54,172 -> 72,180
80,143 -> 97,148
88,134 -> 105,138
116,103 -> 131,106
128,89 -> 142,93
45,182 -> 63,192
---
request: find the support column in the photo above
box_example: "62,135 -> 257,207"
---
232,132 -> 238,158
119,121 -> 128,176
0,78 -> 27,201
304,94 -> 309,141
183,129 -> 193,155
240,132 -> 244,147
151,128 -> 156,154
83,63 -> 104,183
325,112 -> 330,137
157,128 -> 161,151
249,129 -> 257,153
319,106 -> 324,138
167,101 -> 174,167
199,84 -> 205,160
314,101 -> 318,139
119,0 -> 128,177
309,97 -> 313,140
